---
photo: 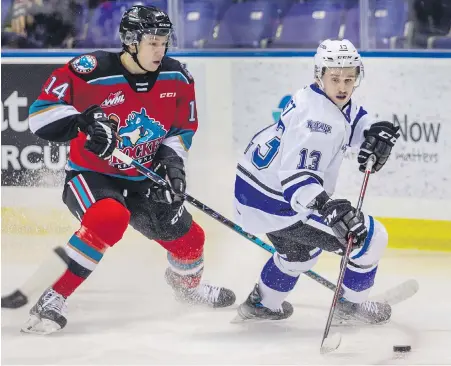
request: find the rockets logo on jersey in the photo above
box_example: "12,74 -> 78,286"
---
110,108 -> 167,170
71,55 -> 98,74
101,91 -> 125,108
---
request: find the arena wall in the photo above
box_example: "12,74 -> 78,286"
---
2,51 -> 450,251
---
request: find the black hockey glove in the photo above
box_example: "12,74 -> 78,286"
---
81,105 -> 117,160
319,199 -> 368,249
146,145 -> 186,204
358,121 -> 400,173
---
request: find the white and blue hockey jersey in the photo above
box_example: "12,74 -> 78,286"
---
234,83 -> 374,234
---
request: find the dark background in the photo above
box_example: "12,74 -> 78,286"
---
1,63 -> 68,186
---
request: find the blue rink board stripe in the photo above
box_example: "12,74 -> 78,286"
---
2,50 -> 451,58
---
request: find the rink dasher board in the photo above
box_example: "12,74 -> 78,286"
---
1,54 -> 450,251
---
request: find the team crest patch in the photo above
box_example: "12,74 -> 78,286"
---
306,120 -> 332,134
71,55 -> 97,74
110,108 -> 167,170
118,108 -> 166,148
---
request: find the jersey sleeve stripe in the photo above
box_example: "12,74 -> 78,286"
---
281,171 -> 324,187
165,127 -> 194,150
238,164 -> 284,197
161,138 -> 189,164
29,99 -> 66,116
28,104 -> 79,134
237,168 -> 285,201
235,175 -> 297,217
283,176 -> 321,203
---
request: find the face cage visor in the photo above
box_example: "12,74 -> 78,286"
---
120,28 -> 177,49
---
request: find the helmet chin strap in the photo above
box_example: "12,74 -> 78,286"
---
125,44 -> 151,73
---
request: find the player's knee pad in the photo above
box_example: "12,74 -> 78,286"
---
157,221 -> 205,261
81,198 -> 130,247
275,247 -> 322,276
350,216 -> 388,267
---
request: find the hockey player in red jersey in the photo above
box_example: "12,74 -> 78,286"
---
22,5 -> 235,335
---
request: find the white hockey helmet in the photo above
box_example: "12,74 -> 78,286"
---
314,39 -> 364,88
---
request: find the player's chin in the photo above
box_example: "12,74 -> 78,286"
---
146,62 -> 161,72
334,95 -> 349,106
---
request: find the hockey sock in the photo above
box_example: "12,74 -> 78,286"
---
258,249 -> 322,311
53,199 -> 130,297
52,226 -> 107,297
258,254 -> 300,311
157,221 -> 205,289
342,261 -> 379,303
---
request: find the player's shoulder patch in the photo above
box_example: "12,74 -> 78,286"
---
161,56 -> 194,83
70,54 -> 98,74
68,51 -> 122,82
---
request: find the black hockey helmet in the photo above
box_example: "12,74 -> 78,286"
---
119,5 -> 175,48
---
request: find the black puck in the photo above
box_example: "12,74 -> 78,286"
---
393,345 -> 411,352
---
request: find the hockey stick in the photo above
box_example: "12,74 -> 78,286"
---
112,150 -> 419,308
112,149 -> 343,293
1,247 -> 69,309
1,150 -> 417,311
320,155 -> 376,354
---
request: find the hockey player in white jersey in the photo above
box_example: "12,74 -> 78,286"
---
234,39 -> 400,324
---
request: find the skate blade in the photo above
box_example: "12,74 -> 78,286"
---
230,313 -> 283,324
231,313 -> 252,324
332,318 -> 391,327
320,332 -> 342,354
21,316 -> 62,335
332,313 -> 391,327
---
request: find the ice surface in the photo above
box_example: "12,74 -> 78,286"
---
2,229 -> 451,365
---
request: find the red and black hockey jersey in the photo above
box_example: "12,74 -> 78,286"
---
28,51 -> 198,181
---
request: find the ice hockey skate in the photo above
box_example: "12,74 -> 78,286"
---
165,268 -> 236,308
333,298 -> 392,326
233,284 -> 293,323
21,288 -> 68,335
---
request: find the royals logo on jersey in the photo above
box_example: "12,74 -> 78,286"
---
111,108 -> 167,170
306,120 -> 332,134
